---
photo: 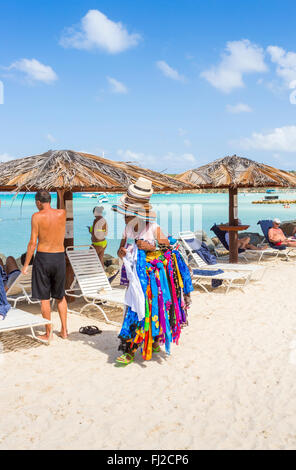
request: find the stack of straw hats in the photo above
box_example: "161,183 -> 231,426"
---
112,177 -> 156,220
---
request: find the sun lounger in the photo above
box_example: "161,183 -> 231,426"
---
211,224 -> 279,263
191,267 -> 249,294
65,245 -> 126,326
257,220 -> 296,261
179,231 -> 266,282
6,266 -> 40,308
0,308 -> 52,344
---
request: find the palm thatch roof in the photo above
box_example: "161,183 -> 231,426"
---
177,155 -> 296,189
0,150 -> 190,193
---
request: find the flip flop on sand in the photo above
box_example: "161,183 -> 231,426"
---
79,326 -> 102,336
115,352 -> 134,366
152,344 -> 161,353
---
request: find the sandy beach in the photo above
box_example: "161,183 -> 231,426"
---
1,257 -> 296,450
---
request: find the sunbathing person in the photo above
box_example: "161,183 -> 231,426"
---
268,218 -> 296,247
0,256 -> 21,292
225,219 -> 265,250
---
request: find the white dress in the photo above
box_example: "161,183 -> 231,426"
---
122,221 -> 158,321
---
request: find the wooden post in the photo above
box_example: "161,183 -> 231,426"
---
228,187 -> 238,263
57,189 -> 75,302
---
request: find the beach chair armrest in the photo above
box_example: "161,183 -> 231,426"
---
65,288 -> 83,299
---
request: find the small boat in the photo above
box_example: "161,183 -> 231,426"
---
97,192 -> 108,203
264,189 -> 279,201
82,193 -> 98,198
264,195 -> 279,200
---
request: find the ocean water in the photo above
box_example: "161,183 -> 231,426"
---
0,191 -> 296,258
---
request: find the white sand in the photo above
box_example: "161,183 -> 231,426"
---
1,259 -> 296,450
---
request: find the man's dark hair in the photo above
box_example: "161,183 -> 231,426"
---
35,190 -> 51,203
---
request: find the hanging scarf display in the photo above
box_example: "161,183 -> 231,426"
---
118,247 -> 193,360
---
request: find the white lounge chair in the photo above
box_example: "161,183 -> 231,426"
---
211,223 -> 283,263
0,308 -> 52,344
6,266 -> 40,308
179,231 -> 266,281
65,245 -> 126,326
178,232 -> 253,293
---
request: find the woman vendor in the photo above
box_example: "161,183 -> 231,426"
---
112,177 -> 193,366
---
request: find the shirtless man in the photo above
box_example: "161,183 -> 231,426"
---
22,190 -> 67,341
268,218 -> 296,247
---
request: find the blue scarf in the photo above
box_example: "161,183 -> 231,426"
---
0,268 -> 11,320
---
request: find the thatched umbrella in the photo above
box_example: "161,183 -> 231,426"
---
0,149 -> 190,293
178,155 -> 296,262
0,149 -> 189,193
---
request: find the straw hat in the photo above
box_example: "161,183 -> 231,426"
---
112,176 -> 156,220
112,203 -> 156,220
128,177 -> 153,199
119,194 -> 152,211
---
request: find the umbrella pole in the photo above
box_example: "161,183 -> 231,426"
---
229,187 -> 238,263
57,190 -> 75,302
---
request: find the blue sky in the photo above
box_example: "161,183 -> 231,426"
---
1,0 -> 296,172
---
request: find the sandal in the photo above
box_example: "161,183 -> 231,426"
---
152,344 -> 161,353
79,326 -> 102,336
115,352 -> 134,366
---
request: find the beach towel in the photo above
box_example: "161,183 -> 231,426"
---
257,220 -> 287,250
0,265 -> 8,284
197,242 -> 218,265
0,271 -> 11,320
192,268 -> 224,288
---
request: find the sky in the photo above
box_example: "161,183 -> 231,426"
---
1,0 -> 296,173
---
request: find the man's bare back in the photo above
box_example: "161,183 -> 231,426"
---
22,191 -> 68,341
34,207 -> 66,253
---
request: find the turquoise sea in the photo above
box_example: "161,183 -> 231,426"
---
1,191 -> 296,258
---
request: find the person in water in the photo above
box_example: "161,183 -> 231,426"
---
88,206 -> 108,267
22,190 -> 67,341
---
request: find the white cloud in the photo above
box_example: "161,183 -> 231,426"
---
107,77 -> 128,94
0,153 -> 13,162
46,134 -> 56,143
117,149 -> 197,169
117,149 -> 155,166
183,139 -> 191,147
156,61 -> 185,82
7,58 -> 58,84
0,80 -> 3,104
60,9 -> 141,54
267,45 -> 296,86
201,39 -> 267,93
180,153 -> 196,163
178,128 -> 188,136
226,103 -> 252,114
236,125 -> 296,152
